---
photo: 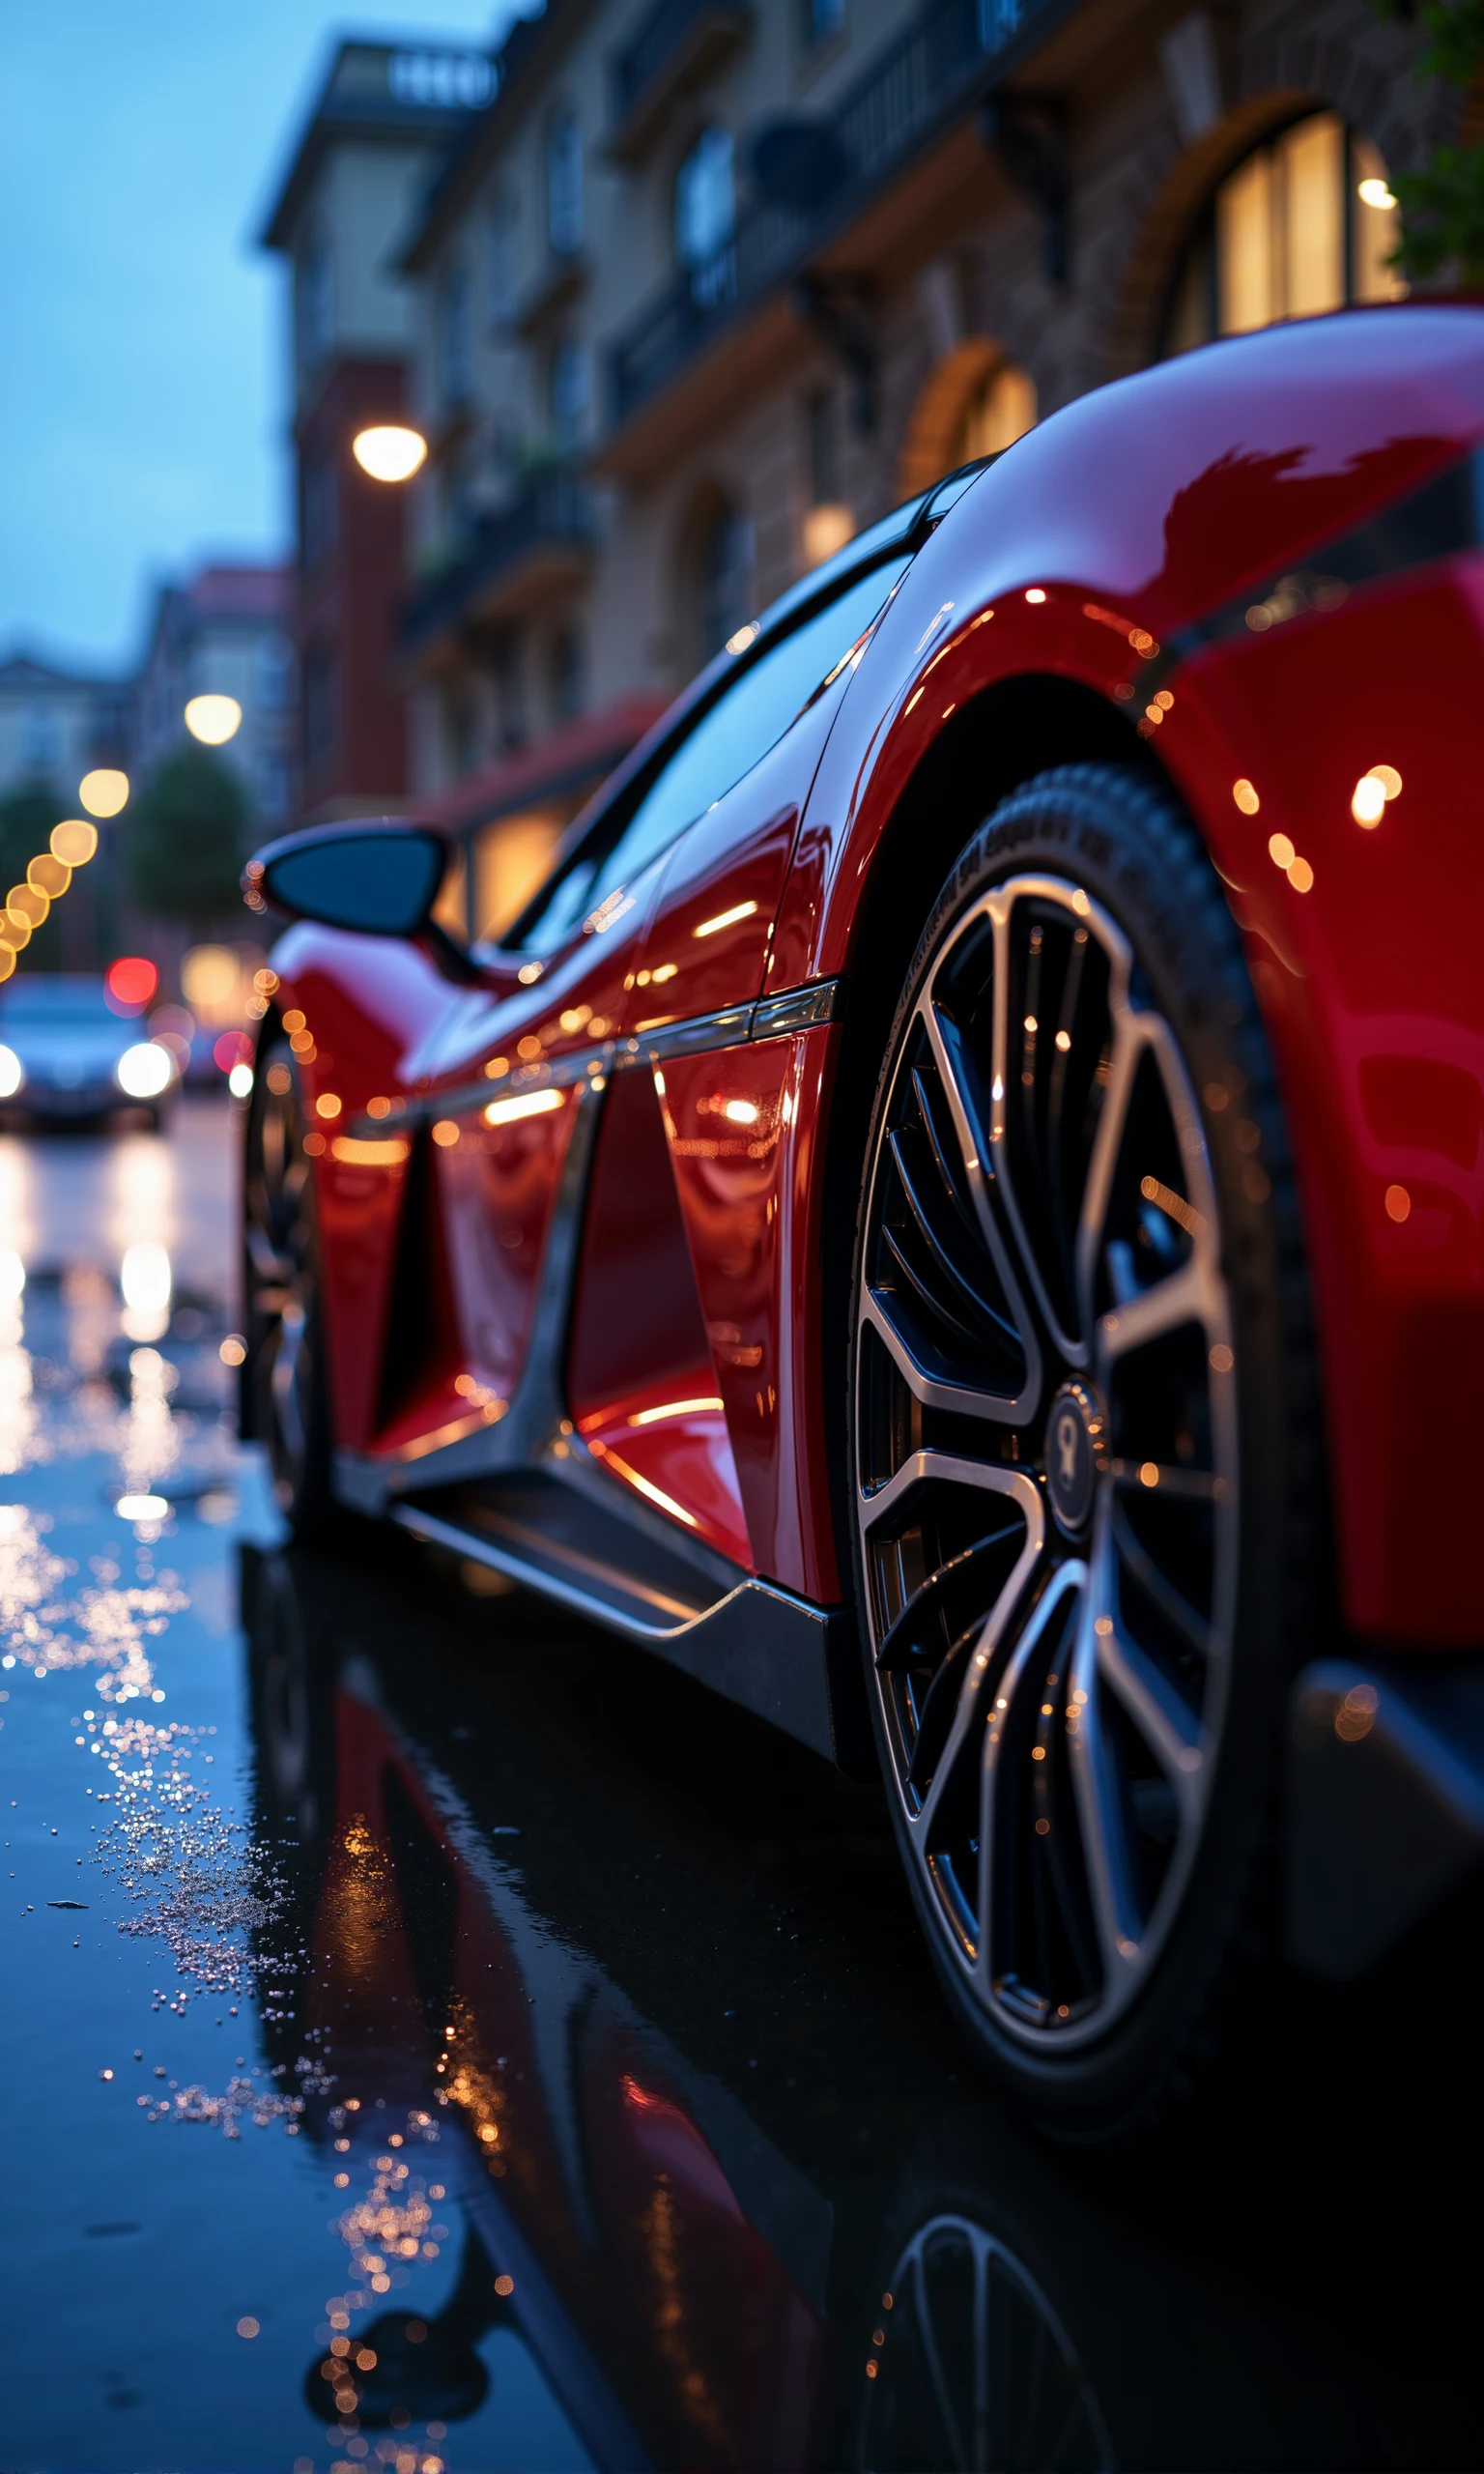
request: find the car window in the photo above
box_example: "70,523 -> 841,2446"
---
510,555 -> 911,953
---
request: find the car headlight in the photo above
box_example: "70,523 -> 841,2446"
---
0,1045 -> 22,1099
116,1041 -> 173,1100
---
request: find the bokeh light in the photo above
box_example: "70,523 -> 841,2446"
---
184,694 -> 243,746
79,769 -> 129,818
105,957 -> 159,1015
352,424 -> 427,482
51,820 -> 99,867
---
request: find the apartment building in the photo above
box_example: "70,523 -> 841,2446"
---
133,563 -> 297,824
263,0 -> 1441,936
0,653 -> 129,807
260,41 -> 497,820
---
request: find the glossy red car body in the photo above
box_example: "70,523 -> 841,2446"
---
266,305 -> 1484,1711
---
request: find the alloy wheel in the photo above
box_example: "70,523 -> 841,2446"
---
855,873 -> 1238,2052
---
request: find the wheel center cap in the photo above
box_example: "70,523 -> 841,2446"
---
1044,1382 -> 1105,1537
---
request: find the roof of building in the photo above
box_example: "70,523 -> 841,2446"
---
258,36 -> 496,252
0,649 -> 123,692
408,691 -> 671,834
188,565 -> 291,620
399,0 -> 585,273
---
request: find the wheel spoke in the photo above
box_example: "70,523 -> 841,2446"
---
1065,1601 -> 1146,1995
1072,1015 -> 1149,1345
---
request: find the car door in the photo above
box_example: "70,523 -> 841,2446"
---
362,542 -> 919,1511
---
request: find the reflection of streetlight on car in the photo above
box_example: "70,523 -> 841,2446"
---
352,425 -> 427,483
185,694 -> 243,745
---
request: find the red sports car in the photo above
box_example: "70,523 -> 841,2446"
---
243,302 -> 1484,2143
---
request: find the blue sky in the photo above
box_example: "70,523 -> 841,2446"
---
0,2 -> 520,676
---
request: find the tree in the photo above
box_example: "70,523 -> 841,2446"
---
1385,0 -> 1484,281
128,744 -> 248,927
0,784 -> 67,971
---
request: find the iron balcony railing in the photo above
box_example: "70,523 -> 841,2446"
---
399,470 -> 594,651
613,0 -> 753,131
610,0 -> 1046,427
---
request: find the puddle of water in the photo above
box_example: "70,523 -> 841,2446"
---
0,1110 -> 1478,2473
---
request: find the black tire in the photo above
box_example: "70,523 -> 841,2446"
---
243,1034 -> 333,1538
848,762 -> 1321,2143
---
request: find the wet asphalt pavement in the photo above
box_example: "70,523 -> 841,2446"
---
0,1101 -> 1480,2473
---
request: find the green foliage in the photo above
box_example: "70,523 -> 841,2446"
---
1382,0 -> 1484,279
0,784 -> 66,970
1393,145 -> 1484,278
128,745 -> 248,927
1411,0 -> 1484,86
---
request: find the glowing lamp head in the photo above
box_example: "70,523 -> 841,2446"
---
115,1041 -> 173,1100
105,957 -> 158,1016
79,769 -> 128,819
185,694 -> 243,746
0,1044 -> 23,1099
353,425 -> 428,483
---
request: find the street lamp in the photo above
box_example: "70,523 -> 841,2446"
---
353,424 -> 428,483
185,694 -> 243,745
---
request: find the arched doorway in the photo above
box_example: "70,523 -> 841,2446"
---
897,340 -> 1038,499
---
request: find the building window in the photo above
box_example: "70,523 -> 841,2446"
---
259,754 -> 292,820
549,627 -> 585,723
302,449 -> 337,568
302,645 -> 338,773
551,339 -> 589,453
487,186 -> 518,332
955,360 -> 1038,462
255,637 -> 295,710
675,126 -> 735,309
448,690 -> 480,778
696,499 -> 753,663
441,259 -> 473,404
297,224 -> 333,368
23,702 -> 60,777
803,0 -> 845,46
802,388 -> 855,565
547,108 -> 584,257
1164,113 -> 1405,354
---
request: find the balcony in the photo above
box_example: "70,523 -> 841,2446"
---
611,0 -> 754,164
399,472 -> 595,669
608,0 -> 1052,435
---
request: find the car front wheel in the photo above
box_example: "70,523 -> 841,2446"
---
849,762 -> 1320,2142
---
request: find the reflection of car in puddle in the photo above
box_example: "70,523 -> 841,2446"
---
246,1547 -> 836,2468
242,1543 -> 1456,2473
859,2214 -> 1109,2473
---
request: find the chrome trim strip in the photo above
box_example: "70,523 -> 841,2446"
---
346,978 -> 843,1135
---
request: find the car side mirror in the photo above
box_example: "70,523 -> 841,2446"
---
244,821 -> 448,937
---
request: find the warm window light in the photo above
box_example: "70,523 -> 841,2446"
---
79,769 -> 128,818
185,694 -> 243,746
353,425 -> 428,483
803,503 -> 856,567
51,820 -> 98,866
